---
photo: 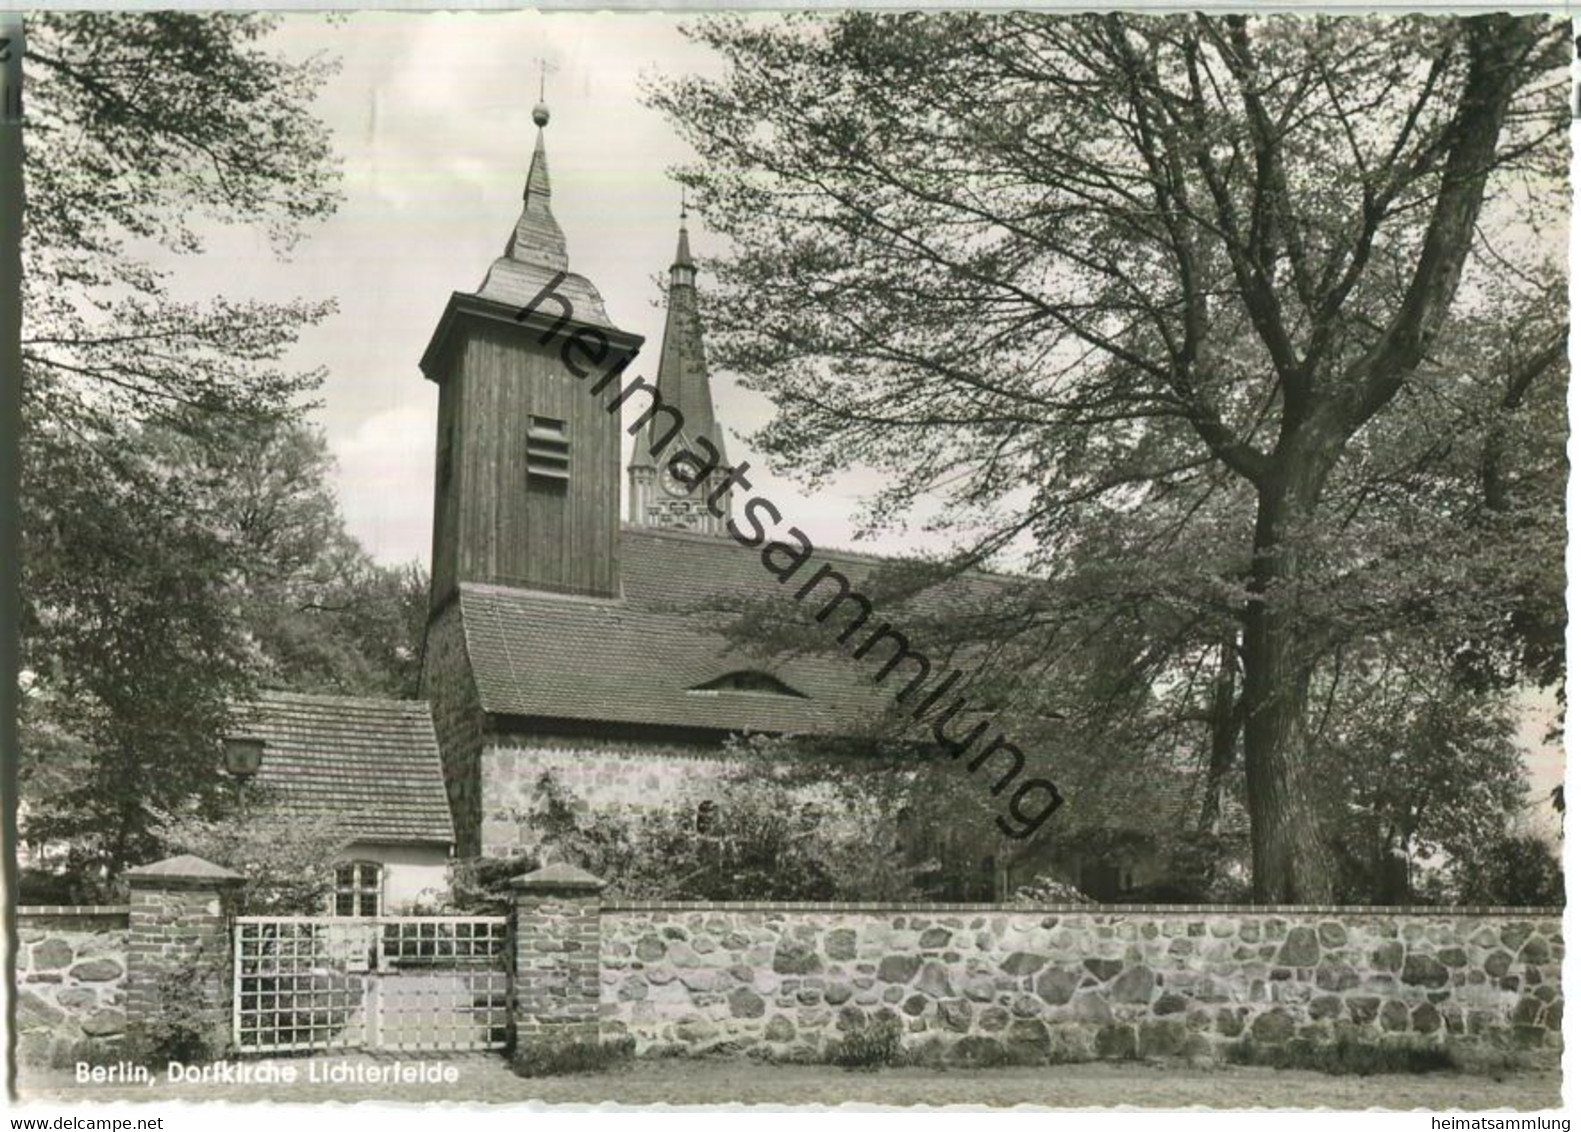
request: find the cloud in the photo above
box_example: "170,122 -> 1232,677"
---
329,398 -> 436,566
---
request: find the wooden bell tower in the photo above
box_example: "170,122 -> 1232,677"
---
418,100 -> 642,606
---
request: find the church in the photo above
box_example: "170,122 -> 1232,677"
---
229,99 -> 1203,913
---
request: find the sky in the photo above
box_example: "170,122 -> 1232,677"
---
156,11 -> 1562,824
179,11 -> 887,574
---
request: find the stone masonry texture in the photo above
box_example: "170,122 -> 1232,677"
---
125,867 -> 241,1057
22,888 -> 1559,1070
17,908 -> 130,1067
421,599 -> 486,859
514,874 -> 605,1049
480,737 -> 736,860
595,906 -> 1562,1064
477,737 -> 865,863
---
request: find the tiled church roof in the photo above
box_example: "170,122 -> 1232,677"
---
457,524 -> 1009,734
230,692 -> 454,845
454,525 -> 1228,840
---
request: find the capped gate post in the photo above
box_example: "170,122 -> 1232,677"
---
125,854 -> 244,1057
510,863 -> 605,1051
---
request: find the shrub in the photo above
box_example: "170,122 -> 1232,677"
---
123,956 -> 223,1066
1448,1046 -> 1537,1080
446,851 -> 537,913
1450,833 -> 1565,907
942,1034 -> 1040,1068
825,1015 -> 904,1071
505,770 -> 918,902
156,791 -> 348,914
18,866 -> 113,906
1010,875 -> 1093,905
511,1036 -> 636,1078
1225,1034 -> 1453,1076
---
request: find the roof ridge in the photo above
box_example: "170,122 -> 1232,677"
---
460,580 -> 626,607
237,692 -> 453,846
250,690 -> 432,713
617,524 -> 1021,582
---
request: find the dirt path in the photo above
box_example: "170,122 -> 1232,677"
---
15,1054 -> 1560,1109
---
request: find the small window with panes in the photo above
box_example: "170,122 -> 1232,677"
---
331,861 -> 383,917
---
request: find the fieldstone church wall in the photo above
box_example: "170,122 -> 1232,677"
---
594,903 -> 1562,1064
478,736 -> 743,858
422,599 -> 487,858
16,906 -> 130,1065
477,737 -> 893,862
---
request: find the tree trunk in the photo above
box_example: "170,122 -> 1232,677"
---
1240,461 -> 1335,903
1197,631 -> 1240,835
1374,838 -> 1412,905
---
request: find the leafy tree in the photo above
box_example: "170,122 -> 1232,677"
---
653,13 -> 1567,900
146,420 -> 429,698
23,13 -> 339,424
19,13 -> 341,875
1308,650 -> 1526,903
155,787 -> 350,914
20,416 -> 427,875
22,418 -> 265,873
1448,830 -> 1564,906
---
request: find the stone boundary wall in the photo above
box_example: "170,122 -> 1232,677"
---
17,906 -> 131,1066
596,902 -> 1563,1065
16,872 -> 1563,1071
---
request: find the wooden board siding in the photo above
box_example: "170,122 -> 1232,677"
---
433,313 -> 623,600
431,370 -> 461,602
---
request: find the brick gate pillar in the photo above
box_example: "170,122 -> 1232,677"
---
124,854 -> 244,1056
510,863 -> 605,1051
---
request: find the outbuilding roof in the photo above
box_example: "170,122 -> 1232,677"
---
230,692 -> 454,846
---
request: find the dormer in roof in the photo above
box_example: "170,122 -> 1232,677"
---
420,99 -> 644,607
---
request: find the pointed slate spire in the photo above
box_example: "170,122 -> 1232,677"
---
629,198 -> 726,474
675,188 -> 694,270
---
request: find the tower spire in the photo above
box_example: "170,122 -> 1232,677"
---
500,79 -> 566,272
628,193 -> 731,534
465,75 -> 619,331
420,73 -> 642,607
672,189 -> 695,277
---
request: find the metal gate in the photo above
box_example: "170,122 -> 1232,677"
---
234,916 -> 511,1054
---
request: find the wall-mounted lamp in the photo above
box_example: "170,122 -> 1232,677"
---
223,736 -> 265,781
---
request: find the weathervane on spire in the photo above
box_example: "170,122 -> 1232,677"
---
680,185 -> 688,224
532,57 -> 556,127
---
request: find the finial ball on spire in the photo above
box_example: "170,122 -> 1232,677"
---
532,101 -> 550,128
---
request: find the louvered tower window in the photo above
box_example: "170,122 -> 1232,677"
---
526,416 -> 570,482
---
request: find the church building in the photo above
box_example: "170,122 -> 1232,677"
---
229,99 -> 1204,912
414,96 -> 971,865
